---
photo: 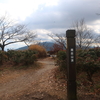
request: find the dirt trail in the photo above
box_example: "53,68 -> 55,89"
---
0,57 -> 66,100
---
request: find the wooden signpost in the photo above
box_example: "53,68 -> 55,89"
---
66,30 -> 77,100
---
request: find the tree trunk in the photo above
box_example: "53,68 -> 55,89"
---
1,46 -> 4,51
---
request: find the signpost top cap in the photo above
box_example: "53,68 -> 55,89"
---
66,30 -> 76,38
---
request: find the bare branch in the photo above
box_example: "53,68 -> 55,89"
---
48,33 -> 67,49
0,14 -> 37,51
73,19 -> 95,49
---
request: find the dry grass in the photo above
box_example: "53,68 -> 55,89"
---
0,61 -> 41,84
29,44 -> 47,58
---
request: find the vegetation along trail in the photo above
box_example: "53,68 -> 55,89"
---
0,57 -> 66,100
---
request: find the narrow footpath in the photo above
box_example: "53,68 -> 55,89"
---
0,57 -> 67,100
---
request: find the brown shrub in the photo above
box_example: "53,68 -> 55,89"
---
29,45 -> 47,58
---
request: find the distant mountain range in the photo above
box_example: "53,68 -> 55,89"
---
16,46 -> 28,50
16,42 -> 54,51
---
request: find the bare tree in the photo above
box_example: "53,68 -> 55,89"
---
23,31 -> 37,47
94,34 -> 100,47
73,19 -> 95,49
48,19 -> 95,50
48,33 -> 67,49
0,14 -> 37,51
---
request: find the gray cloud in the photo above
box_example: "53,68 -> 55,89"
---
4,0 -> 100,49
22,0 -> 100,31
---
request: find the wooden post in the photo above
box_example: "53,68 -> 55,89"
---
66,30 -> 77,100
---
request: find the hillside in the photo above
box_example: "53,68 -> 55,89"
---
16,42 -> 54,51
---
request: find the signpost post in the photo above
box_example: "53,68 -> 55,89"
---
66,30 -> 77,100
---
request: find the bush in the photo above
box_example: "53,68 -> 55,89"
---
57,50 -> 67,60
0,51 -> 8,65
29,45 -> 47,58
56,50 -> 67,71
22,50 -> 37,65
56,48 -> 100,85
76,48 -> 100,84
6,49 -> 37,66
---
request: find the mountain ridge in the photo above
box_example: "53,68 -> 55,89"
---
16,42 -> 54,51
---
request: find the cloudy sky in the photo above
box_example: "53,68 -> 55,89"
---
0,0 -> 100,50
